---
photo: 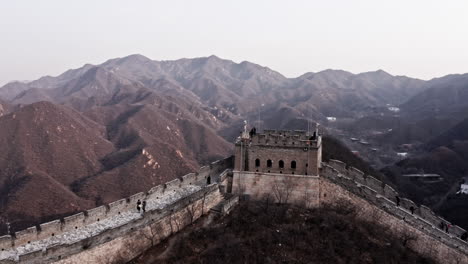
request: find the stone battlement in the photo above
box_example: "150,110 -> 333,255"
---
0,156 -> 233,263
237,129 -> 321,149
322,160 -> 468,255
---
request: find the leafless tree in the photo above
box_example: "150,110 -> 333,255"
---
272,176 -> 296,204
400,232 -> 417,247
301,188 -> 313,209
185,200 -> 198,225
171,212 -> 182,232
261,192 -> 272,213
168,214 -> 174,235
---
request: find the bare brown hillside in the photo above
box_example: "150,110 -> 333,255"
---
0,100 -> 231,234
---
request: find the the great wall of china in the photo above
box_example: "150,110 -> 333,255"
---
0,157 -> 235,264
321,159 -> 468,262
1,156 -> 468,263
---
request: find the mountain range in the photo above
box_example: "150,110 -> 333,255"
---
1,54 -> 468,232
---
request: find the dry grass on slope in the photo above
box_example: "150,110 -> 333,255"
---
131,201 -> 435,264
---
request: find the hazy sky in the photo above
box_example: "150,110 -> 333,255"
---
1,0 -> 468,86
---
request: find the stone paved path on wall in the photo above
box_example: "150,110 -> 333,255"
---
0,185 -> 201,262
322,161 -> 468,255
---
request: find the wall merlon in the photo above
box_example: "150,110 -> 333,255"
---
63,212 -> 85,232
165,178 -> 182,192
328,159 -> 346,173
85,205 -> 107,225
108,199 -> 128,217
366,176 -> 383,193
0,235 -> 13,250
383,185 -> 398,201
419,205 -> 438,225
347,167 -> 365,182
197,166 -> 211,180
38,219 -> 62,240
181,173 -> 197,186
452,225 -> 466,236
400,198 -> 417,211
14,226 -> 38,246
127,192 -> 146,209
147,185 -> 164,199
356,186 -> 375,203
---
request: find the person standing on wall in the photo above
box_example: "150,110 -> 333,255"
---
137,199 -> 142,213
142,200 -> 147,213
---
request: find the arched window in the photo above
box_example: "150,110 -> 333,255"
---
279,160 -> 284,168
267,159 -> 272,168
291,160 -> 297,169
255,159 -> 260,167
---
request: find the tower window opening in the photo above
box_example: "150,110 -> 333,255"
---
255,159 -> 260,167
279,160 -> 284,168
267,159 -> 272,168
291,160 -> 297,169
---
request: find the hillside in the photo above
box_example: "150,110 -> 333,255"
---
401,73 -> 468,122
0,102 -> 114,231
131,202 -> 435,264
0,100 -> 232,234
1,54 -> 468,233
382,117 -> 468,228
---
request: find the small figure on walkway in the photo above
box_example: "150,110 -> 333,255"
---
461,232 -> 468,241
142,200 -> 147,213
395,196 -> 400,206
137,199 -> 142,213
446,224 -> 451,233
410,206 -> 415,214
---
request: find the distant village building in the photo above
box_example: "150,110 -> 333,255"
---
326,117 -> 337,122
397,152 -> 408,158
457,184 -> 468,194
402,173 -> 443,183
388,106 -> 400,112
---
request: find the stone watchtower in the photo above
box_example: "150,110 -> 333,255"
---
234,128 -> 322,176
230,125 -> 323,204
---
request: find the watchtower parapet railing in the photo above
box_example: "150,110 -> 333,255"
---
322,160 -> 468,254
0,156 -> 234,252
245,130 -> 321,148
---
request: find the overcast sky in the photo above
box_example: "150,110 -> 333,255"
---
1,0 -> 467,86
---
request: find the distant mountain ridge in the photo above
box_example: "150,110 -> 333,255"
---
1,54 -> 468,233
0,54 -> 428,121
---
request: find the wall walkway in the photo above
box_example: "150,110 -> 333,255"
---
322,160 -> 468,258
0,156 -> 233,264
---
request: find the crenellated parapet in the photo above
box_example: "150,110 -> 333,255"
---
245,130 -> 321,149
322,160 -> 468,254
0,156 -> 234,263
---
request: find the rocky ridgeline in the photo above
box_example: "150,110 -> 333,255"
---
0,157 -> 233,263
322,159 -> 468,254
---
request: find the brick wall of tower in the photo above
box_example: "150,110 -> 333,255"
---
234,130 -> 322,176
